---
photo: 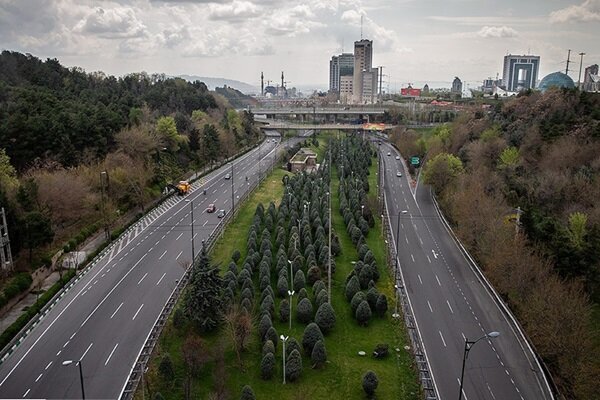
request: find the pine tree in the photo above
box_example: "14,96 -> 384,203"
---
184,249 -> 223,332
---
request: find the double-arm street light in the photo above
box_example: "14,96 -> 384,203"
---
280,335 -> 289,384
458,331 -> 501,400
287,290 -> 295,330
62,360 -> 85,399
184,199 -> 195,263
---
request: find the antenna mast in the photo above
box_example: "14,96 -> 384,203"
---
578,52 -> 586,90
566,49 -> 572,75
360,15 -> 363,40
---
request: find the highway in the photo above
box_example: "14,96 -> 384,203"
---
379,141 -> 553,400
0,133 -> 301,399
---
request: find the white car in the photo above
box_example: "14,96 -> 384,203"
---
395,156 -> 400,160
224,174 -> 231,180
396,172 -> 402,177
387,152 -> 391,156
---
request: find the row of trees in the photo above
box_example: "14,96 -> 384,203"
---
420,88 -> 600,398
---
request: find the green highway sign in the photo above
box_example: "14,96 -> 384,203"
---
410,156 -> 421,166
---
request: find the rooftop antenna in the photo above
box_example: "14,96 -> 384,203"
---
360,15 -> 363,40
566,49 -> 572,75
341,38 -> 344,53
578,52 -> 586,90
261,71 -> 264,96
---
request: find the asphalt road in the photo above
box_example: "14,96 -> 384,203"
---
379,142 -> 552,400
0,133 -> 303,399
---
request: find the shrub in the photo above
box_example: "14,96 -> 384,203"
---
286,349 -> 303,382
260,352 -> 275,380
345,276 -> 360,302
240,297 -> 252,314
293,269 -> 306,291
302,323 -> 324,354
297,287 -> 308,302
358,265 -> 373,289
240,385 -> 256,400
315,289 -> 328,309
158,354 -> 174,381
258,314 -> 272,340
172,307 -> 186,330
232,249 -> 241,263
373,343 -> 389,358
314,302 -> 336,334
351,291 -> 366,315
366,287 -> 379,310
286,337 -> 301,358
362,371 -> 379,398
262,340 -> 275,357
260,295 -> 275,318
311,340 -> 327,368
356,301 -> 372,326
313,280 -> 326,296
264,326 -> 278,348
277,275 -> 289,298
241,287 -> 253,302
228,261 -> 238,275
307,265 -> 321,286
296,298 -> 313,324
279,298 -> 290,323
375,294 -> 388,317
259,275 -> 270,291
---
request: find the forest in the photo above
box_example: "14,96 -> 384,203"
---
392,88 -> 600,399
0,51 -> 260,273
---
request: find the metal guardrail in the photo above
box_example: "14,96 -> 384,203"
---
119,148 -> 278,400
378,154 -> 438,400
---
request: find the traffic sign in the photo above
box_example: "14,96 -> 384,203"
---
410,156 -> 421,166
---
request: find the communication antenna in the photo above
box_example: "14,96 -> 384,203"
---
565,49 -> 572,75
341,38 -> 344,53
577,52 -> 586,89
360,15 -> 363,40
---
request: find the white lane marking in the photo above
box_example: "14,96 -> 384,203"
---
405,237 -> 409,244
487,383 -> 497,399
203,220 -> 208,226
44,361 -> 52,370
193,233 -> 198,239
457,379 -> 468,400
22,389 -> 30,398
132,304 -> 144,320
176,251 -> 183,260
104,343 -> 119,366
411,254 -> 415,262
176,232 -> 184,240
70,332 -> 76,340
419,237 -> 423,245
56,351 -> 61,357
461,332 -> 466,341
156,273 -> 166,286
35,373 -> 42,382
439,330 -> 447,347
427,300 -> 433,313
155,241 -> 159,246
80,342 -> 93,361
110,302 -> 124,319
435,275 -> 442,287
427,255 -> 431,263
63,341 -> 69,348
447,300 -> 454,314
137,273 -> 148,285
418,274 -> 423,284
78,254 -> 147,330
432,249 -> 438,259
158,250 -> 167,260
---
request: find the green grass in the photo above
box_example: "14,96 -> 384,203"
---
139,153 -> 420,400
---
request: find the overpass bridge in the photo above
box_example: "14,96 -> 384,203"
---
257,119 -> 395,132
250,107 -> 386,123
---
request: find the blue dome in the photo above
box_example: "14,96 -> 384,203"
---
538,72 -> 575,92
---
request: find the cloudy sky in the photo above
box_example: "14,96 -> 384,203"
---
1,0 -> 599,90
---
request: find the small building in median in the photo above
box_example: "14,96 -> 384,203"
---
289,148 -> 318,173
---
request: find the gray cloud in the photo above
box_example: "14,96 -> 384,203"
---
75,6 -> 148,39
549,0 -> 600,23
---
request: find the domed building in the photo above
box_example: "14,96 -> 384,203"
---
538,72 -> 575,92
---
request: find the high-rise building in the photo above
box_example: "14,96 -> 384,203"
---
329,53 -> 354,93
352,39 -> 378,104
451,77 -> 462,95
502,54 -> 540,91
339,75 -> 353,103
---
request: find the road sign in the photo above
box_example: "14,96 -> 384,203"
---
411,156 -> 420,166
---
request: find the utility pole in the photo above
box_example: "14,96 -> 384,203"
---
578,52 -> 586,90
565,49 -> 572,75
100,171 -> 110,241
0,207 -> 14,274
231,162 -> 235,214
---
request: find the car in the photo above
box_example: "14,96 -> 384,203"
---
387,152 -> 391,156
217,209 -> 226,218
206,204 -> 216,213
401,210 -> 408,214
224,173 -> 231,180
395,156 -> 400,160
396,172 -> 402,177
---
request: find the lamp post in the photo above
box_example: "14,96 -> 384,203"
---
100,171 -> 110,241
392,284 -> 400,319
458,331 -> 500,400
185,199 -> 195,263
230,162 -> 235,214
280,335 -> 289,384
361,204 -> 365,216
287,290 -> 295,330
62,360 -> 85,399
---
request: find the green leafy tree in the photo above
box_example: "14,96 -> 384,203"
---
296,297 -> 313,324
183,249 -> 223,332
345,276 -> 360,301
568,212 -> 587,250
158,354 -> 175,381
423,152 -> 464,194
314,302 -> 336,334
355,300 -> 372,326
498,146 -> 520,168
22,211 -> 54,263
302,322 -> 324,354
375,294 -> 388,317
203,123 -> 221,164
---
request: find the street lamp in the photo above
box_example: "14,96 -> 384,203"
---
230,162 -> 235,214
280,335 -> 289,384
185,199 -> 195,263
62,360 -> 85,399
361,204 -> 365,216
458,331 -> 500,400
392,284 -> 400,319
287,290 -> 295,330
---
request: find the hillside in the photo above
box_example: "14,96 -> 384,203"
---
178,75 -> 259,94
392,88 -> 600,399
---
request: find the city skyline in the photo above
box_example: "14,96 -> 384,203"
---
1,0 -> 599,89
